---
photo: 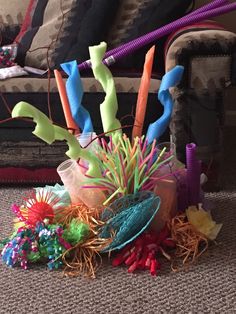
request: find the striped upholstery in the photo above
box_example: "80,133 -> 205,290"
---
0,75 -> 160,94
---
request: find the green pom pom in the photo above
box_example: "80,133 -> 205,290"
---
63,219 -> 90,246
27,251 -> 41,262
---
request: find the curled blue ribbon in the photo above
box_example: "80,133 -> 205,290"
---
61,60 -> 93,134
146,65 -> 184,144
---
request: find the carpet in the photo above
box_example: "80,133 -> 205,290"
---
0,128 -> 235,314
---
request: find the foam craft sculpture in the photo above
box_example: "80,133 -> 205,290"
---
61,60 -> 94,134
78,0 -> 236,71
132,46 -> 155,140
146,65 -> 184,144
11,102 -> 102,178
89,42 -> 122,139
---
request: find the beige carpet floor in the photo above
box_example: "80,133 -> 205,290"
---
0,128 -> 235,314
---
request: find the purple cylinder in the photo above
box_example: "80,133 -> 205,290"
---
78,1 -> 235,71
186,143 -> 201,206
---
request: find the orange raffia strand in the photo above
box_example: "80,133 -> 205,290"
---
169,213 -> 208,271
56,203 -> 111,278
62,236 -> 111,278
56,203 -> 104,230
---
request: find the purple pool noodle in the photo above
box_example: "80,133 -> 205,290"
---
186,143 -> 201,206
79,1 -> 235,71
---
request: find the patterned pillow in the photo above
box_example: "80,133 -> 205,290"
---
0,25 -> 20,45
0,1 -> 30,46
15,0 -> 120,70
58,0 -> 120,68
0,1 -> 30,27
107,0 -> 193,72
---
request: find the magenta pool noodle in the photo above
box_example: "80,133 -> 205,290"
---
79,1 -> 235,71
186,143 -> 201,206
104,0 -> 228,58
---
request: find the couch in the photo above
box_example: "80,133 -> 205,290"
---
0,0 -> 236,188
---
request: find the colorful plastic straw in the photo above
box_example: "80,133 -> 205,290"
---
78,1 -> 235,71
132,46 -> 155,141
54,69 -> 79,134
61,60 -> 94,134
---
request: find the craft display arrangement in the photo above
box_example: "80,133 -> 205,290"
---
0,39 -> 223,278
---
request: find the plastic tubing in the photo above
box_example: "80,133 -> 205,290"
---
57,159 -> 84,205
57,159 -> 106,207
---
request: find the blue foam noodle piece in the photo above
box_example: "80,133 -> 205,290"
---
61,60 -> 93,133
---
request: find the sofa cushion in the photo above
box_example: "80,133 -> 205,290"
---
15,0 -> 120,70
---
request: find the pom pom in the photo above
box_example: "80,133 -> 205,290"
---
63,219 -> 90,246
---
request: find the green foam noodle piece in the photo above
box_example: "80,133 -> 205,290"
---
89,42 -> 122,139
12,101 -> 55,144
11,102 -> 102,178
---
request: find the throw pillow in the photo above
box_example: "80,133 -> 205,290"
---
0,1 -> 30,46
107,0 -> 194,73
15,0 -> 120,70
0,25 -> 20,45
63,0 -> 120,68
0,1 -> 30,27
